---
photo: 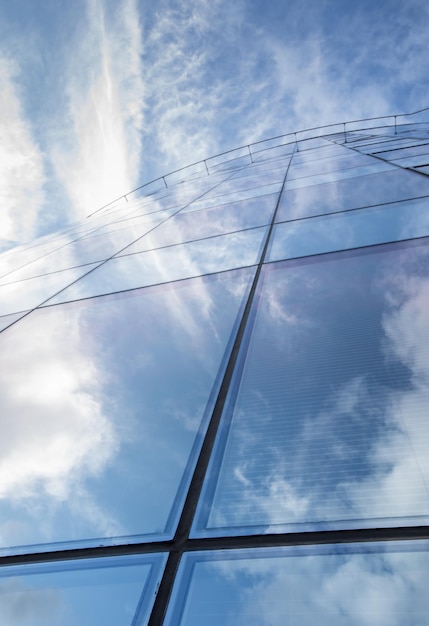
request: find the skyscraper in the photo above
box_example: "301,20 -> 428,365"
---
1,110 -> 429,624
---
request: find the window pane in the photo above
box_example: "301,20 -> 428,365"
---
0,311 -> 27,333
394,155 -> 429,168
0,553 -> 165,626
0,267 -> 254,552
268,198 -> 429,262
181,183 -> 281,213
0,264 -> 100,316
194,240 -> 429,536
165,542 -> 429,626
118,195 -> 277,255
276,168 -> 429,222
0,240 -> 70,279
415,165 -> 429,175
287,153 -> 375,180
283,161 -> 394,190
47,228 -> 266,305
374,142 -> 429,160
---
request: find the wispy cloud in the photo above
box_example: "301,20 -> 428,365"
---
0,57 -> 45,251
51,0 -> 144,221
141,0 -> 429,184
1,0 -> 427,246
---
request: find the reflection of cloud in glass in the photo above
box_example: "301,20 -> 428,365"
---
0,308 -> 115,501
195,240 -> 429,535
339,251 -> 429,520
120,193 -> 277,255
0,306 -> 120,547
0,578 -> 63,625
168,544 -> 429,626
0,266 -> 254,550
270,197 -> 429,262
231,550 -> 429,626
276,168 -> 429,222
0,554 -> 162,626
0,264 -> 101,317
47,227 -> 265,305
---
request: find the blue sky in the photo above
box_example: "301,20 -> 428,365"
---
1,4 -> 429,621
0,0 -> 428,249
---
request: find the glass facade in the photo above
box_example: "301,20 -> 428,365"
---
1,112 -> 429,624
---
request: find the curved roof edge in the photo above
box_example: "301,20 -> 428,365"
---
88,106 -> 429,219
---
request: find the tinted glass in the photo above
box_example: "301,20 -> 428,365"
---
416,165 -> 429,175
3,120 -> 429,622
0,241 -> 67,279
194,240 -> 429,535
269,198 -> 429,261
283,161 -> 394,190
181,183 -> 282,213
287,153 -> 375,180
118,195 -> 277,256
0,267 -> 254,551
0,264 -> 100,316
374,142 -> 429,159
276,168 -> 429,222
47,228 -> 266,304
165,542 -> 429,626
0,553 -> 165,626
0,311 -> 28,333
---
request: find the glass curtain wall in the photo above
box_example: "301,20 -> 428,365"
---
1,116 -> 429,624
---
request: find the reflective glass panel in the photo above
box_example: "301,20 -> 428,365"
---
297,136 -> 339,149
0,267 -> 254,551
194,240 -> 429,536
118,196 -> 277,256
283,161 -> 394,190
47,228 -> 266,304
0,263 -> 100,316
84,210 -> 176,239
2,214 -> 179,282
165,542 -> 429,626
393,155 -> 429,168
213,171 -> 285,194
228,162 -> 287,182
0,242 -> 66,279
0,311 -> 28,333
416,165 -> 429,175
269,198 -> 429,262
374,143 -> 429,159
234,156 -> 290,176
252,145 -> 294,163
182,183 -> 281,213
287,153 -> 375,180
180,190 -> 278,216
0,553 -> 165,626
208,154 -> 253,172
293,145 -> 350,160
363,138 -> 424,151
276,168 -> 429,222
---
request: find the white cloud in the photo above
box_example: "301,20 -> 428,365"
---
0,305 -> 119,546
51,0 -> 144,221
342,271 -> 429,520
0,0 -> 428,247
142,0 -> 223,169
0,57 -> 45,251
206,547 -> 429,626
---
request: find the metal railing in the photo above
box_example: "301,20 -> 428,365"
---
87,106 -> 429,218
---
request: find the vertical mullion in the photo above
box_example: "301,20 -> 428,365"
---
147,148 -> 296,626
